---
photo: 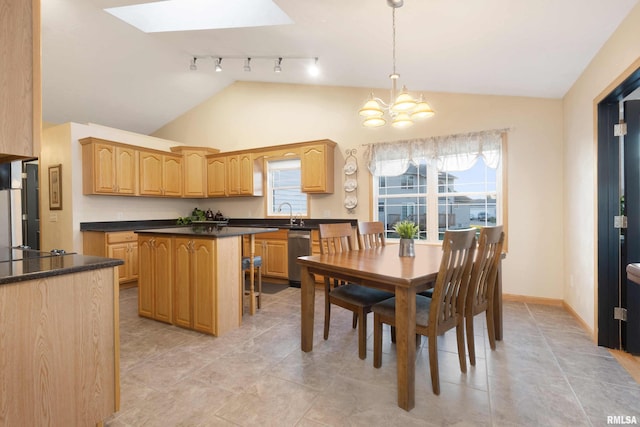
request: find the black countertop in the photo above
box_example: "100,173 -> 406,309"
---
135,225 -> 279,237
81,218 -> 358,232
0,254 -> 123,285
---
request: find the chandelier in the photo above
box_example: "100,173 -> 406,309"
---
359,0 -> 434,128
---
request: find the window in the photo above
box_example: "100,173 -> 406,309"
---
266,158 -> 308,217
369,130 -> 505,242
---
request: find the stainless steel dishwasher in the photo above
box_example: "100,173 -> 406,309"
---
287,229 -> 312,287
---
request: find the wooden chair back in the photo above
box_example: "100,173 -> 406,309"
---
466,226 -> 504,316
318,223 -> 354,255
357,221 -> 386,249
430,229 -> 477,335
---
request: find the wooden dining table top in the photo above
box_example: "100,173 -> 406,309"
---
297,243 -> 444,293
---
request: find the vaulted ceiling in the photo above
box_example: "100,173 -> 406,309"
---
42,0 -> 639,135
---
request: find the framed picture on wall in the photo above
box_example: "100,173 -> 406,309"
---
49,164 -> 62,210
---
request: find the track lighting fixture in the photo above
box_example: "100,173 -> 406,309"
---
188,56 -> 319,76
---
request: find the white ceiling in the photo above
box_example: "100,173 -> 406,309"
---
42,0 -> 639,135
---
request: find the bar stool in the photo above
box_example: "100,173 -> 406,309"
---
242,255 -> 262,311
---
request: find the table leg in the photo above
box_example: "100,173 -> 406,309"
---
249,235 -> 256,315
493,260 -> 503,341
301,265 -> 315,352
395,286 -> 416,411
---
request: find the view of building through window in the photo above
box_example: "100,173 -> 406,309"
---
374,157 -> 499,241
266,158 -> 308,217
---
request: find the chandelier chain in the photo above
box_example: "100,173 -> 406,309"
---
392,7 -> 396,76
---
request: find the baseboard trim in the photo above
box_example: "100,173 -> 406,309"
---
609,349 -> 640,385
502,293 -> 563,306
562,301 -> 595,338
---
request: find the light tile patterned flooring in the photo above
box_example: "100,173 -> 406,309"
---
107,286 -> 640,426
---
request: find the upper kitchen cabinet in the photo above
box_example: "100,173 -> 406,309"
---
207,152 -> 263,197
301,140 -> 336,193
139,149 -> 183,197
0,0 -> 40,161
80,137 -> 137,195
170,146 -> 220,198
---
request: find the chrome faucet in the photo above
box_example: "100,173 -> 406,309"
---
277,202 -> 294,225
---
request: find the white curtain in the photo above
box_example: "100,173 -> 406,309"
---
365,129 -> 507,176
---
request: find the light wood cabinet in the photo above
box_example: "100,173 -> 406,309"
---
245,229 -> 289,280
83,230 -> 139,285
0,0 -> 39,161
207,153 -> 263,197
80,138 -> 137,195
170,146 -> 220,198
138,235 -> 173,323
139,150 -> 183,197
207,156 -> 226,197
169,235 -> 242,336
301,140 -> 336,193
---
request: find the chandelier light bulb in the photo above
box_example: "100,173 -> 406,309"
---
392,112 -> 414,128
391,86 -> 417,112
411,97 -> 435,119
359,95 -> 384,117
363,116 -> 387,127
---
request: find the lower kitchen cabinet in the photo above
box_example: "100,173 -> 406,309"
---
245,229 -> 289,280
83,230 -> 139,285
138,235 -> 173,323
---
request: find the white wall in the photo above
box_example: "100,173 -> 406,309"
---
563,2 -> 640,332
153,81 -> 565,301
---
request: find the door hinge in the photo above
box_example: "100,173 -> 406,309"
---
614,307 -> 628,321
614,120 -> 627,136
614,215 -> 627,228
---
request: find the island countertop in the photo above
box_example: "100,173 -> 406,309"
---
135,225 -> 278,237
0,254 -> 124,285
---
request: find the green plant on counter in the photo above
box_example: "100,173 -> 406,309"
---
393,220 -> 419,239
176,208 -> 206,225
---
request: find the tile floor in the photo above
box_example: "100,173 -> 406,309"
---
107,287 -> 640,427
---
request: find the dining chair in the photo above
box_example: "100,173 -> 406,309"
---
372,228 -> 477,395
319,223 -> 394,359
357,220 -> 386,249
465,225 -> 504,365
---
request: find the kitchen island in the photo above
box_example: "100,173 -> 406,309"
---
0,249 -> 123,426
136,225 -> 277,336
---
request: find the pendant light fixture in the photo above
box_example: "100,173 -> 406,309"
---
358,0 -> 434,128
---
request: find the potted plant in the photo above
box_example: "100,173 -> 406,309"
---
394,220 -> 419,257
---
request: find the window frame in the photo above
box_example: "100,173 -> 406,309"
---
264,157 -> 309,219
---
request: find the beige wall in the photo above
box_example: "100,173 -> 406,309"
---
154,81 -> 565,301
563,2 -> 640,333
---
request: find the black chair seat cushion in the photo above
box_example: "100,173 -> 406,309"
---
418,288 -> 434,298
329,284 -> 393,307
241,256 -> 262,270
372,295 -> 432,327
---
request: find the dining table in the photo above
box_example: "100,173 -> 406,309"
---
298,243 -> 503,411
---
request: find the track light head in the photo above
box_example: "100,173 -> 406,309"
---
189,57 -> 198,71
308,57 -> 320,77
274,57 -> 282,73
215,57 -> 223,72
244,58 -> 251,72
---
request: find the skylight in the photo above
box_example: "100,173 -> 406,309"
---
104,0 -> 293,33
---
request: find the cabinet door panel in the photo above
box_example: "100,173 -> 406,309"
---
207,157 -> 226,197
163,156 -> 183,197
139,152 -> 163,196
107,243 -> 128,282
154,238 -> 173,323
265,241 -> 288,278
173,239 -> 192,328
129,242 -> 139,280
137,237 -> 153,317
227,155 -> 240,195
116,147 -> 137,194
95,143 -> 116,193
183,152 -> 206,197
192,240 -> 215,334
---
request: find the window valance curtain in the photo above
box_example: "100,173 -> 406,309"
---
364,128 -> 507,177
